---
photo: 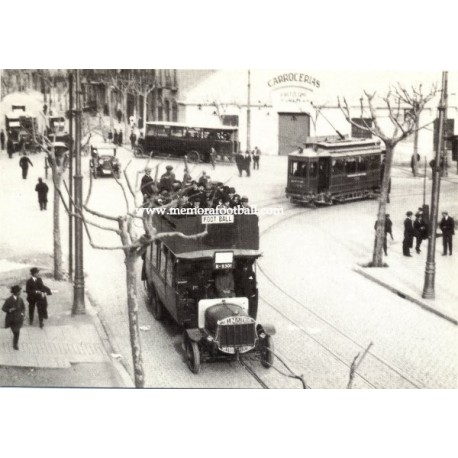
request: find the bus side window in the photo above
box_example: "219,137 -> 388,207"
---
160,246 -> 168,279
166,253 -> 175,286
345,158 -> 357,174
357,156 -> 368,172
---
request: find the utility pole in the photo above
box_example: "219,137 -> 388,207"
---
422,71 -> 447,299
413,108 -> 420,177
68,71 -> 74,280
442,73 -> 449,177
73,69 -> 85,314
246,69 -> 251,153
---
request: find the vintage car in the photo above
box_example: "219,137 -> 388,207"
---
89,143 -> 120,179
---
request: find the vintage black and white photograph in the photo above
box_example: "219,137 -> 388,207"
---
0,68 -> 456,389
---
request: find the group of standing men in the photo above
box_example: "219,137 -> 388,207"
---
235,147 -> 261,177
402,209 -> 454,257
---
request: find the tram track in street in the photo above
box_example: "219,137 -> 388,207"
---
256,209 -> 425,388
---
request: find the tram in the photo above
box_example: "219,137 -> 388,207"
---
286,135 -> 384,205
142,211 -> 275,373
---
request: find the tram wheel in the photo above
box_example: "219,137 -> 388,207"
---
187,150 -> 200,163
185,338 -> 201,374
260,336 -> 274,369
148,284 -> 164,321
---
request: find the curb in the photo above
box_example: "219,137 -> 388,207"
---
353,266 -> 458,326
85,291 -> 135,388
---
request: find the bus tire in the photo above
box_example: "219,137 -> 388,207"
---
148,284 -> 164,321
187,150 -> 200,163
185,338 -> 201,374
260,336 -> 274,369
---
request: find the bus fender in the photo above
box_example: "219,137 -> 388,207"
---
185,328 -> 204,343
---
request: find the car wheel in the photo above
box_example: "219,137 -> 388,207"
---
260,336 -> 274,369
185,337 -> 201,374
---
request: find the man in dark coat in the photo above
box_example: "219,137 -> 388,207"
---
160,165 -> 176,192
25,267 -> 52,328
118,129 -> 123,146
252,146 -> 261,170
413,214 -> 428,254
130,131 -> 137,149
410,152 -> 420,175
235,152 -> 244,177
35,178 -> 49,210
0,129 -> 5,150
243,150 -> 251,177
198,171 -> 210,189
7,137 -> 14,158
19,152 -> 33,179
2,285 -> 26,350
403,211 -> 415,257
439,211 -> 455,256
140,168 -> 157,203
235,262 -> 258,319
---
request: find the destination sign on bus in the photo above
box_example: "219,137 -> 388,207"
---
214,251 -> 234,270
202,214 -> 234,224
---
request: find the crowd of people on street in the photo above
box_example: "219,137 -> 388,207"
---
140,164 -> 252,212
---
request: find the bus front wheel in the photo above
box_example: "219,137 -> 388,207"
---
187,151 -> 200,163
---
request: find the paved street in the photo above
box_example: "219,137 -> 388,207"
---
1,138 -> 456,388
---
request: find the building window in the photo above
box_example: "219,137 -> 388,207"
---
221,115 -> 239,127
351,118 -> 373,139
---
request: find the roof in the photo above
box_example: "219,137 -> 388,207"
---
145,121 -> 237,131
289,146 -> 382,159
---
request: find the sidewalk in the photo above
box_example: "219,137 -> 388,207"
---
0,261 -> 133,387
354,246 -> 458,326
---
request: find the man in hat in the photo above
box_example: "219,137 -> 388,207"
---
252,146 -> 261,170
235,151 -> 244,177
160,165 -> 176,192
25,268 -> 52,328
243,150 -> 252,177
2,285 -> 26,350
130,130 -> 137,150
439,211 -> 455,256
241,196 -> 251,210
198,171 -> 210,189
413,213 -> 428,254
141,167 -> 157,202
35,178 -> 49,210
19,152 -> 33,179
403,211 -> 415,257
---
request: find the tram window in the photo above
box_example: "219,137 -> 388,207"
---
357,156 -> 368,172
309,161 -> 317,178
345,158 -> 357,174
160,246 -> 168,279
333,159 -> 345,174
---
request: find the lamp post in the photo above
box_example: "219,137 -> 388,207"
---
246,69 -> 251,153
73,69 -> 85,314
68,71 -> 74,280
422,71 -> 447,299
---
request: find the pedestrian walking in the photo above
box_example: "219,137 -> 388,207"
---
19,152 -> 33,179
439,211 -> 455,256
252,146 -> 261,170
2,285 -> 26,350
413,214 -> 428,254
113,129 -> 118,145
35,178 -> 49,210
374,214 -> 393,256
130,130 -> 137,150
7,137 -> 14,159
25,267 -> 52,328
235,151 -> 244,177
243,150 -> 251,177
210,147 -> 217,170
410,152 -> 420,175
403,211 -> 415,257
118,129 -> 123,146
0,129 -> 5,150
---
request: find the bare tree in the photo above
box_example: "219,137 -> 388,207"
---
338,84 -> 436,267
54,161 -> 207,387
129,75 -> 156,133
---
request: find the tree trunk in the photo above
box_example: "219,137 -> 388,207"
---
122,90 -> 128,141
372,144 -> 394,267
106,86 -> 114,131
52,169 -> 64,280
124,251 -> 145,388
412,115 -> 420,177
143,90 -> 148,133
